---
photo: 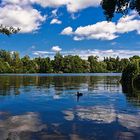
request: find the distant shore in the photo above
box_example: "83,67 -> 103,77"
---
0,73 -> 122,77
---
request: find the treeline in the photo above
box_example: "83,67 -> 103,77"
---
0,49 -> 139,73
121,55 -> 140,93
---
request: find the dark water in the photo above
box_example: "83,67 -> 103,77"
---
0,73 -> 140,140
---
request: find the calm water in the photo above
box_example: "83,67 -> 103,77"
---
0,73 -> 140,140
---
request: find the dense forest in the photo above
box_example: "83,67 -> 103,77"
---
0,49 -> 140,74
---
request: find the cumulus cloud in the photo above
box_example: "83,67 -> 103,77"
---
2,0 -> 30,5
52,46 -> 62,52
116,12 -> 140,34
0,3 -> 46,33
61,27 -> 73,35
65,0 -> 101,13
2,0 -> 101,12
61,12 -> 140,40
0,0 -> 102,33
50,18 -> 62,24
75,21 -> 117,40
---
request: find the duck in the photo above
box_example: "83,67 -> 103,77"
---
76,91 -> 83,96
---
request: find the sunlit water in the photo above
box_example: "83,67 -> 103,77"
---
0,73 -> 140,140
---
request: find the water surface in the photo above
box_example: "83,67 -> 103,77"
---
0,73 -> 140,140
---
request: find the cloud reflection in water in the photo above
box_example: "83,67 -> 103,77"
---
63,105 -> 140,132
0,112 -> 46,140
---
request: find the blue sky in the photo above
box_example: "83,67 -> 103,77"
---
0,0 -> 140,59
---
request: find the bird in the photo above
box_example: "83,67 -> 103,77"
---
76,91 -> 83,96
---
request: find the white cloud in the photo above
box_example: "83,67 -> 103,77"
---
0,0 -> 101,33
2,0 -> 101,13
0,4 -> 46,33
75,21 -> 117,40
73,36 -> 84,41
32,0 -> 69,8
33,51 -> 54,58
66,49 -> 140,60
61,26 -> 73,35
61,22 -> 118,40
33,51 -> 50,55
50,18 -> 62,24
33,49 -> 140,60
51,9 -> 58,17
61,12 -> 140,41
51,46 -> 62,52
66,0 -> 101,13
111,42 -> 117,45
116,12 -> 140,34
2,0 -> 30,5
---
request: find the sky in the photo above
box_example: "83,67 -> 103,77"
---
0,0 -> 140,59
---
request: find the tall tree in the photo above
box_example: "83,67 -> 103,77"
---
11,52 -> 22,73
53,53 -> 64,73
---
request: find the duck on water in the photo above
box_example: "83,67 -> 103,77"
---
76,91 -> 83,96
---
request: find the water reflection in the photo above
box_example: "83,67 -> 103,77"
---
76,95 -> 82,102
0,112 -> 46,140
0,74 -> 140,140
63,106 -> 140,131
122,82 -> 140,106
62,105 -> 140,140
0,75 -> 121,96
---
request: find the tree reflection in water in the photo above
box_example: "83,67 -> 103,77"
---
1,74 -> 138,105
0,75 -> 121,95
122,81 -> 140,106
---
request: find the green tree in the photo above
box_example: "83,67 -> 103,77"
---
0,50 -> 12,64
21,55 -> 38,73
119,58 -> 130,72
52,53 -> 64,73
121,63 -> 139,93
101,0 -> 140,20
11,52 -> 22,73
88,56 -> 106,72
35,57 -> 52,73
0,59 -> 12,73
63,55 -> 89,73
0,25 -> 20,36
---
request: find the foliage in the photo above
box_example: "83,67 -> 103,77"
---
0,49 -> 139,74
0,25 -> 20,36
88,56 -> 107,72
101,0 -> 140,20
121,57 -> 140,93
133,75 -> 140,90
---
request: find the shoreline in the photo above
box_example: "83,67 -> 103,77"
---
0,73 -> 122,77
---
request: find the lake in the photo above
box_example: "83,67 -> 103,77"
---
0,73 -> 140,140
